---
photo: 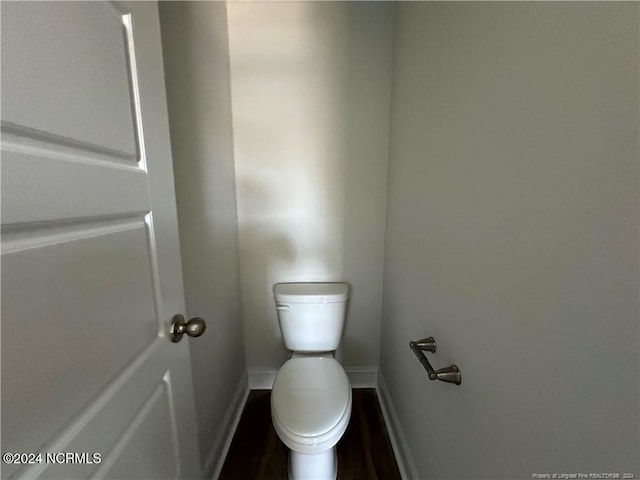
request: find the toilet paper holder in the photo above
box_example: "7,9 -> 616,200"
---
409,337 -> 462,385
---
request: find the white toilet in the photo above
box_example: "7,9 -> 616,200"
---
271,282 -> 352,480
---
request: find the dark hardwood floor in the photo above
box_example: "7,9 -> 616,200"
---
219,388 -> 402,480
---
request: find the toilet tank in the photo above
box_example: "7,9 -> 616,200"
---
274,283 -> 349,352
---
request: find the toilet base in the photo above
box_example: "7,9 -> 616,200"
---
288,447 -> 337,480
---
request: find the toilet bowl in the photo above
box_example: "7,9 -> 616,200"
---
271,283 -> 351,480
272,356 -> 351,480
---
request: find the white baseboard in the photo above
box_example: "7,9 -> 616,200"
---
344,366 -> 378,387
376,370 -> 419,480
247,369 -> 276,389
205,372 -> 250,480
248,366 -> 379,390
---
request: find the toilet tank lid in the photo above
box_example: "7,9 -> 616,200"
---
274,283 -> 349,303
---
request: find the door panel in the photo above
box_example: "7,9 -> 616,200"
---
2,224 -> 157,458
1,2 -> 201,479
1,150 -> 149,225
31,346 -> 178,480
1,1 -> 138,160
94,379 -> 180,480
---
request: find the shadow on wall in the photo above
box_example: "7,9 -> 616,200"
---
230,2 -> 348,370
228,1 -> 393,371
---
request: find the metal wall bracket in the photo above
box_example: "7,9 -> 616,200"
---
409,337 -> 461,385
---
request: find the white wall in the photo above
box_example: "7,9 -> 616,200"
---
158,3 -> 246,478
227,2 -> 394,372
381,3 -> 639,478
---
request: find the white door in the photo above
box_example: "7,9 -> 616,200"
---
1,2 -> 202,479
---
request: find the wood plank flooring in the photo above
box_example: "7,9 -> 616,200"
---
219,388 -> 401,480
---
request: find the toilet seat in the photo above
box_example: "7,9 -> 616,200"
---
271,357 -> 352,454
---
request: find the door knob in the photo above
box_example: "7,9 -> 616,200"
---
170,314 -> 206,342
